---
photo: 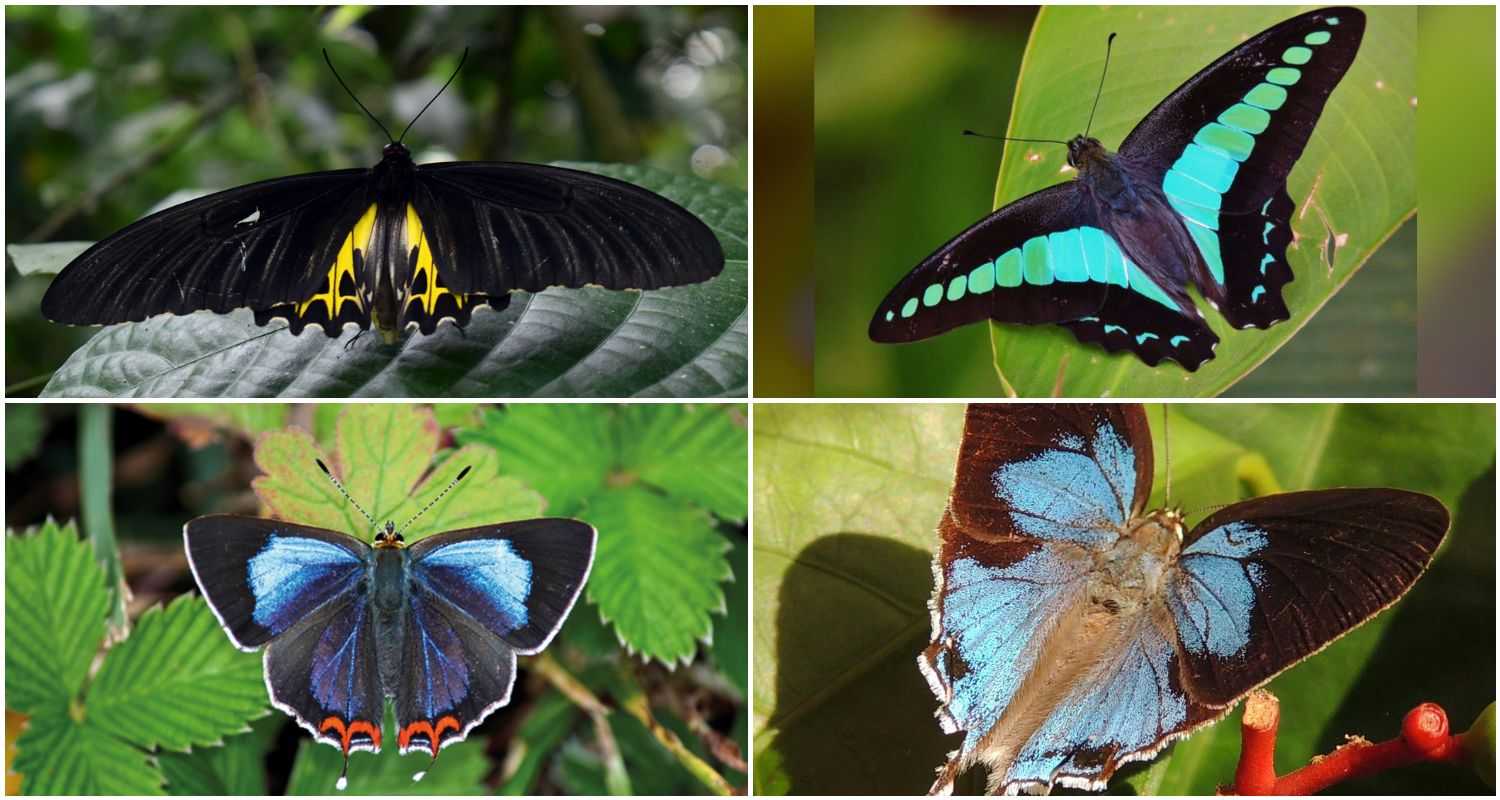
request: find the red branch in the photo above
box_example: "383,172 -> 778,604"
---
1226,689 -> 1468,795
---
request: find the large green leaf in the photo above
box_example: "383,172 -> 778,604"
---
12,715 -> 165,795
4,520 -> 111,713
85,596 -> 267,752
33,164 -> 746,398
753,403 -> 1492,794
984,6 -> 1415,396
619,405 -> 749,521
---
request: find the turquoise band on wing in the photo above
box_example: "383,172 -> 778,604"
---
1160,15 -> 1340,295
892,225 -> 1180,321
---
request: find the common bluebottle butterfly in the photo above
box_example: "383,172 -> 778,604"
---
184,460 -> 595,789
919,404 -> 1447,794
871,8 -> 1365,371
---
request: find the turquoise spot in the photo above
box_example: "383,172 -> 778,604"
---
1306,31 -> 1332,45
1185,224 -> 1224,285
1172,144 -> 1239,193
996,248 -> 1023,287
969,261 -> 996,293
1327,16 -> 1341,25
1022,236 -> 1053,286
1282,46 -> 1313,65
1102,237 -> 1127,287
1262,221 -> 1276,244
923,283 -> 943,307
1251,285 -> 1266,302
1079,316 -> 1100,322
1267,67 -> 1301,86
1049,229 -> 1088,282
885,310 -> 894,322
1259,253 -> 1276,274
1104,324 -> 1128,335
900,297 -> 918,318
1136,332 -> 1159,345
946,275 -> 967,302
1125,260 -> 1179,310
1244,83 -> 1288,111
1219,103 -> 1270,135
1164,171 -> 1223,211
1261,197 -> 1274,214
1080,227 -> 1112,282
1195,123 -> 1255,162
1170,335 -> 1191,347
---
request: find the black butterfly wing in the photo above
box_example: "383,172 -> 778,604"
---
1168,487 -> 1448,707
1117,7 -> 1365,329
409,162 -> 723,300
41,170 -> 374,334
869,184 -> 1218,369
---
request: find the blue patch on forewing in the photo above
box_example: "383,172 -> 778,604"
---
1168,521 -> 1270,657
248,535 -> 363,629
419,538 -> 534,631
942,551 -> 1089,751
1008,624 -> 1185,785
989,418 -> 1134,546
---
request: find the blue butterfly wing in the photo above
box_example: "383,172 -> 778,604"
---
921,404 -> 1158,793
1118,7 -> 1365,328
183,515 -> 368,649
183,515 -> 384,758
1168,488 -> 1449,705
395,519 -> 596,757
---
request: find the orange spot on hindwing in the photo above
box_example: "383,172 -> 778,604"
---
320,715 -> 381,753
399,715 -> 463,757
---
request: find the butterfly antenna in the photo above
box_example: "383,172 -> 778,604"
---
961,129 -> 1069,147
322,49 -> 397,143
397,47 -> 469,144
1162,405 -> 1173,508
1083,32 -> 1118,138
397,465 -> 472,535
316,459 -> 378,529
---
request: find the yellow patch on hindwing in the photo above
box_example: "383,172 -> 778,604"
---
402,204 -> 465,317
296,205 -> 377,320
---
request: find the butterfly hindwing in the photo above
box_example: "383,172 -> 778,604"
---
1119,7 -> 1366,329
924,404 -> 1450,794
265,588 -> 386,757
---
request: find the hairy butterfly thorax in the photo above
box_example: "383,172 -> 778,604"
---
871,8 -> 1366,372
42,49 -> 724,346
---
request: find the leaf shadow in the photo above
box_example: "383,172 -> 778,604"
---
770,532 -> 973,794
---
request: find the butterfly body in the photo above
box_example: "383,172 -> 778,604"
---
921,404 -> 1448,794
42,139 -> 724,343
872,8 -> 1365,371
186,508 -> 595,787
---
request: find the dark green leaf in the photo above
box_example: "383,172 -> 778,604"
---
496,693 -> 580,795
158,716 -> 281,795
619,405 -> 748,521
711,533 -> 749,696
456,405 -> 617,517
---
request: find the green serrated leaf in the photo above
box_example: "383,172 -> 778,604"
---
712,533 -> 749,696
984,6 -> 1415,396
457,405 -> 617,517
12,712 -> 164,795
330,404 -> 442,522
250,426 -> 364,535
158,716 -> 280,795
86,595 -> 267,751
619,405 -> 748,521
5,520 -> 111,712
284,713 -> 489,795
38,165 -> 746,399
496,693 -> 581,795
585,487 -> 730,666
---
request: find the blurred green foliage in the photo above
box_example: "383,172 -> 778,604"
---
5,5 -> 746,391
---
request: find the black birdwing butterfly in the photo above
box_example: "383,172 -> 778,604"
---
41,51 -> 724,344
184,461 -> 595,790
921,404 -> 1448,794
871,8 -> 1365,371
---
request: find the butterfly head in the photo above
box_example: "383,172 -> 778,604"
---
1066,135 -> 1107,171
373,520 -> 407,549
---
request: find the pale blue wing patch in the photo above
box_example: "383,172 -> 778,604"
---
247,534 -> 364,630
989,418 -> 1137,546
414,537 -> 534,633
1168,521 -> 1271,657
